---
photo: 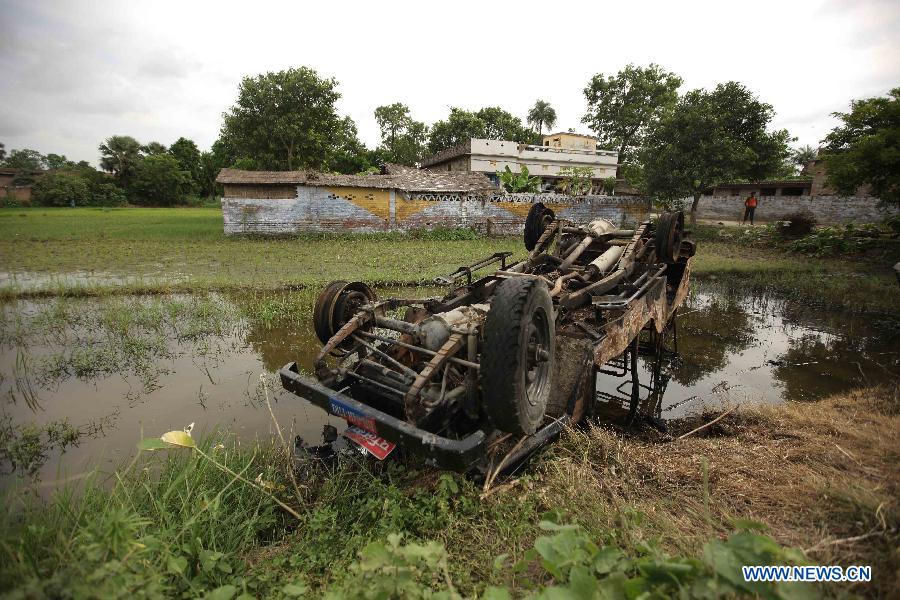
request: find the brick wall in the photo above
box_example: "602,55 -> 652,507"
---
696,195 -> 897,224
221,185 -> 652,235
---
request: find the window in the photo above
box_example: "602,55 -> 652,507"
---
781,187 -> 804,196
761,187 -> 776,196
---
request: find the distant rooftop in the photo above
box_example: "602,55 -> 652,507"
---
216,163 -> 497,194
543,131 -> 596,139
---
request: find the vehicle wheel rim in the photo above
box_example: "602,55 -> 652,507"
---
524,306 -> 551,407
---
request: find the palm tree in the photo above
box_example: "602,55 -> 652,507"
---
99,135 -> 142,183
793,144 -> 818,168
527,100 -> 557,134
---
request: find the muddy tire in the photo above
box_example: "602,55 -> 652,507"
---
313,281 -> 375,347
480,277 -> 555,434
524,203 -> 555,251
655,211 -> 684,264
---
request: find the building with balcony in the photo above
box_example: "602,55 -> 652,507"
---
420,133 -> 618,192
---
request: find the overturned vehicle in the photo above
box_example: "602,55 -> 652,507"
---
280,206 -> 695,471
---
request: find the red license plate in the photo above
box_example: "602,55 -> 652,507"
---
343,426 -> 396,460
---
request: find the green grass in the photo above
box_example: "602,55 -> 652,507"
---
4,387 -> 896,598
0,208 -> 520,298
2,207 -> 898,314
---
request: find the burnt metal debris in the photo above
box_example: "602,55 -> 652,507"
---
280,205 -> 696,472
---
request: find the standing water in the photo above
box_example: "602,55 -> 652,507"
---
1,282 -> 897,489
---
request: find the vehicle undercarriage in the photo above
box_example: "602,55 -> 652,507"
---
280,205 -> 696,472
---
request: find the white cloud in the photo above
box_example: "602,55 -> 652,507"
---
1,0 -> 897,165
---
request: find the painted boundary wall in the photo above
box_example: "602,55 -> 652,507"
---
696,195 -> 897,224
221,186 -> 651,235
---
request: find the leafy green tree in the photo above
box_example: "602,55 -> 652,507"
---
642,82 -> 792,223
168,137 -> 201,191
427,108 -> 487,155
527,100 -> 557,134
823,88 -> 899,204
582,64 -> 682,177
325,117 -> 376,174
141,142 -> 168,156
128,154 -> 192,206
99,136 -> 142,185
44,153 -> 75,170
476,106 -> 536,143
32,165 -> 126,207
0,143 -> 5,162
427,107 -> 536,155
220,66 -> 355,171
498,165 -> 541,193
3,148 -> 46,171
374,103 -> 428,166
32,171 -> 89,206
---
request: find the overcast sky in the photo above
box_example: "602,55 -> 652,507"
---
1,0 -> 898,166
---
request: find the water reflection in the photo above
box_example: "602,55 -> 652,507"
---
1,282 -> 897,487
641,282 -> 899,416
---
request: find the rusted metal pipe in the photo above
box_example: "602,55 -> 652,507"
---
356,330 -> 480,370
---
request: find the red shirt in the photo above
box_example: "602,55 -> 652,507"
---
745,196 -> 758,208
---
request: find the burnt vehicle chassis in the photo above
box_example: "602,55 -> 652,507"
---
280,205 -> 696,471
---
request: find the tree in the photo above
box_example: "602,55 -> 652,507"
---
527,100 -> 557,134
220,66 -> 353,171
3,148 -> 46,171
325,117 -> 376,174
427,108 -> 487,155
45,153 -> 75,170
642,82 -> 792,223
128,154 -> 192,206
792,145 -> 817,168
32,171 -> 90,206
823,88 -> 899,204
168,137 -> 201,191
427,107 -> 537,155
141,142 -> 168,156
582,64 -> 682,177
99,135 -> 142,184
476,106 -> 536,143
32,165 -> 126,207
374,103 -> 428,166
0,143 -> 5,162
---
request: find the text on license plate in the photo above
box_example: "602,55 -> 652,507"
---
343,426 -> 396,460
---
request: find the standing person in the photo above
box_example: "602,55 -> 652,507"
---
742,192 -> 758,225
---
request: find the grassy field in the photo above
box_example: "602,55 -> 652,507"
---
2,387 -> 896,598
2,207 -> 898,597
1,207 -> 898,313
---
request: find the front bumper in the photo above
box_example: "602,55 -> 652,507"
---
279,362 -> 487,471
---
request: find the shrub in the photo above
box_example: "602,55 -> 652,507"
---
31,171 -> 90,206
128,154 -> 193,206
89,182 -> 127,206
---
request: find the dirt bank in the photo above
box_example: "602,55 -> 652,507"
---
533,386 -> 899,598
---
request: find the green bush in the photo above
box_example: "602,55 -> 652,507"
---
128,154 -> 193,206
90,182 -> 127,206
31,169 -> 127,207
31,171 -> 90,206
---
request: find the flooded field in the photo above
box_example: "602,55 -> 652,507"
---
1,281 -> 897,489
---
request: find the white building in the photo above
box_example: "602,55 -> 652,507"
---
420,132 -> 618,191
